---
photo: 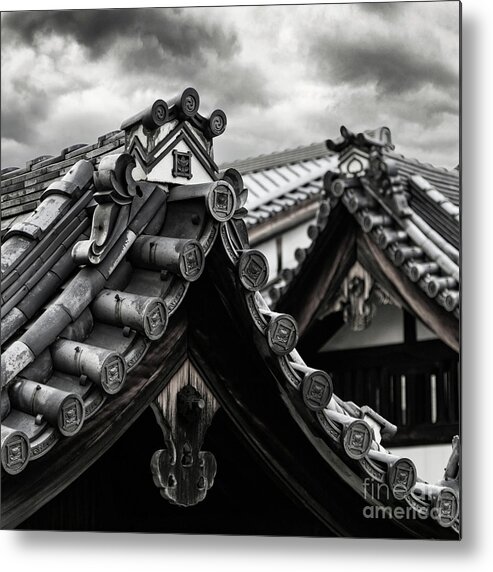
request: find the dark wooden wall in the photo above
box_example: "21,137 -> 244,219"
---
306,336 -> 459,447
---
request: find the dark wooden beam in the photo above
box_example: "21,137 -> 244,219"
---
357,231 -> 459,352
1,311 -> 188,529
249,199 -> 320,246
278,205 -> 357,335
403,309 -> 417,344
383,423 -> 460,448
314,339 -> 457,372
298,311 -> 345,360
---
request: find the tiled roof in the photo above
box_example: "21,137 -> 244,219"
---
385,150 -> 460,206
1,131 -> 126,233
242,155 -> 336,228
270,126 -> 460,336
2,138 -> 335,236
1,97 -> 459,535
223,141 -> 331,174
1,123 -> 460,330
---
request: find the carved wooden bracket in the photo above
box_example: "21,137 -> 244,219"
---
150,360 -> 219,507
334,262 -> 376,331
319,262 -> 395,331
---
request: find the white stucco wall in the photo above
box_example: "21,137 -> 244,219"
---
254,220 -> 314,282
322,304 -> 405,350
389,443 -> 453,483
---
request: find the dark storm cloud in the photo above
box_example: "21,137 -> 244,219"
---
1,53 -> 93,148
357,2 -> 404,18
1,4 -> 459,169
2,8 -> 239,65
310,36 -> 457,96
1,79 -> 50,142
1,7 -> 271,160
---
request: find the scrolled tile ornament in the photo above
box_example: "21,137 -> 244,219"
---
220,167 -> 248,209
143,300 -> 169,340
92,290 -> 169,341
168,87 -> 200,119
72,153 -> 140,266
8,379 -> 86,437
342,419 -> 373,460
147,99 -> 168,129
1,426 -> 31,475
266,313 -> 299,355
433,487 -> 459,528
92,153 -> 138,206
206,182 -> 237,222
301,369 -> 333,411
179,241 -> 205,281
183,91 -> 200,116
238,250 -> 269,292
101,354 -> 127,394
205,109 -> 227,138
59,397 -> 85,436
387,457 -> 417,500
120,99 -> 169,131
168,180 -> 237,222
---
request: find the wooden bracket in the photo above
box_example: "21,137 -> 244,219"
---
150,360 -> 219,507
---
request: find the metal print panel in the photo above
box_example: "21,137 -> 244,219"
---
0,1 -> 460,539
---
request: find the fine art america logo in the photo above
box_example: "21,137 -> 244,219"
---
362,478 -> 459,527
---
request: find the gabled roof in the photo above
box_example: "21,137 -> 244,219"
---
1,135 -> 334,239
1,94 -> 459,537
271,126 -> 460,350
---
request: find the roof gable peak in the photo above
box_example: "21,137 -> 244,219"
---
326,125 -> 394,153
121,89 -> 226,187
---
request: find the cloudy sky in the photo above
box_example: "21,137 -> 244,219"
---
1,2 -> 459,170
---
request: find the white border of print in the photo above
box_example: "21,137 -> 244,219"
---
1,1 -> 492,572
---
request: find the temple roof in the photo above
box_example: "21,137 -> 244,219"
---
270,126 -> 460,350
1,136 -> 335,238
1,93 -> 459,537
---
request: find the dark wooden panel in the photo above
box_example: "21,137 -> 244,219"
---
313,340 -> 459,447
383,423 -> 460,448
314,340 -> 457,371
20,407 -> 331,536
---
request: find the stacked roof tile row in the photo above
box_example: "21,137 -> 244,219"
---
1,131 -> 126,234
